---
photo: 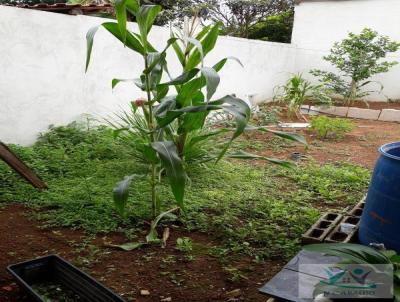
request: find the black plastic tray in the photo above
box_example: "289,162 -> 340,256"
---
7,255 -> 126,302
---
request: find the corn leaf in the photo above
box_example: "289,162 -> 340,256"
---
113,175 -> 135,217
151,142 -> 186,207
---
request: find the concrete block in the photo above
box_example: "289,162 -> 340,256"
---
319,106 -> 349,117
378,109 -> 400,122
349,198 -> 365,218
347,107 -> 380,120
325,220 -> 358,243
300,105 -> 310,114
308,106 -> 320,115
309,106 -> 349,117
301,213 -> 342,244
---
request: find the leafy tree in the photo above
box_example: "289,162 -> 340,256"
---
154,0 -> 294,38
205,0 -> 293,38
247,10 -> 293,43
151,0 -> 203,26
311,28 -> 400,104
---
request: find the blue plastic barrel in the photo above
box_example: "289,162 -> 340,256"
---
359,142 -> 400,252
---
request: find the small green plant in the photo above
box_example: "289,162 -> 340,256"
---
252,105 -> 279,126
176,237 -> 193,253
223,266 -> 249,282
310,115 -> 354,140
304,243 -> 400,301
311,28 -> 400,105
274,73 -> 331,120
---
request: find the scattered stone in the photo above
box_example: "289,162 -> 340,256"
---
226,289 -> 241,298
160,297 -> 172,302
140,289 -> 150,296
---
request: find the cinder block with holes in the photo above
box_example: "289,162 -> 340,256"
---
349,198 -> 366,218
302,213 -> 342,244
325,215 -> 360,243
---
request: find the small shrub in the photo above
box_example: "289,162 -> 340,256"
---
176,237 -> 193,253
310,116 -> 354,139
274,73 -> 331,120
252,105 -> 279,126
311,28 -> 400,105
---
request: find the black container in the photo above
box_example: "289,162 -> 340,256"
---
7,255 -> 126,302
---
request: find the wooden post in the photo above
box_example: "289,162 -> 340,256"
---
0,142 -> 48,190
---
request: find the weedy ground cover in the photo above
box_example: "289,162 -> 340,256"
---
0,124 -> 370,260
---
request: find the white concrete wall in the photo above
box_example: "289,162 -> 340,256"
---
292,0 -> 400,101
1,1 -> 400,145
0,5 -> 296,145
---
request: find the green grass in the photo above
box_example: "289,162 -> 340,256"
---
0,124 -> 370,260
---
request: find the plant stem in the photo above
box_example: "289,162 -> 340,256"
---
144,55 -> 158,219
348,79 -> 357,105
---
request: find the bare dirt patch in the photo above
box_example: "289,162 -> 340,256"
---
245,119 -> 400,169
0,204 -> 283,302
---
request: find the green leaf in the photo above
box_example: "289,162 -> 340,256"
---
174,56 -> 239,106
171,32 -> 185,66
176,77 -> 205,107
186,25 -> 211,54
160,69 -> 200,86
228,151 -> 294,168
111,78 -> 145,90
213,56 -> 244,72
85,25 -> 100,72
113,175 -> 135,217
109,242 -> 145,251
188,128 -> 230,146
179,91 -> 207,132
125,0 -> 139,15
144,38 -> 177,75
246,126 -> 308,145
114,0 -> 127,43
144,52 -> 164,74
154,84 -> 169,102
303,243 -> 390,264
154,96 -> 177,118
186,37 -> 204,67
185,22 -> 220,71
156,103 -> 222,128
391,255 -> 400,265
151,142 -> 186,207
201,67 -> 220,101
216,95 -> 251,162
136,5 -> 162,45
394,285 -> 400,302
146,207 -> 180,243
143,144 -> 159,164
103,22 -> 144,55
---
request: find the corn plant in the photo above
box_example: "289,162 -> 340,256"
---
274,73 -> 331,121
85,0 -> 306,244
